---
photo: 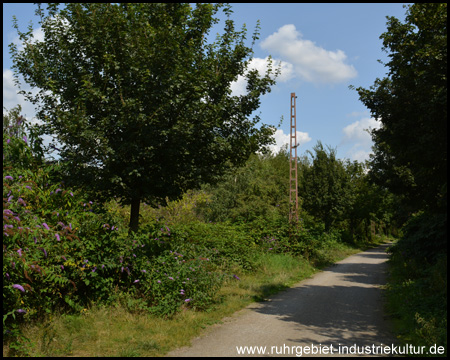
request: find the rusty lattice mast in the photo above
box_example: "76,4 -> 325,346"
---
289,93 -> 299,224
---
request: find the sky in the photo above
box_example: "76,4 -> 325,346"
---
3,3 -> 411,162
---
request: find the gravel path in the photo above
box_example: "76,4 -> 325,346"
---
167,243 -> 395,357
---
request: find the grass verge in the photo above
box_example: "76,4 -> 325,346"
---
384,243 -> 447,357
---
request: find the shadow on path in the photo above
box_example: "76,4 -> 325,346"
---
250,243 -> 395,347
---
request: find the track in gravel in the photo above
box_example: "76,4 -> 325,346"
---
167,243 -> 395,357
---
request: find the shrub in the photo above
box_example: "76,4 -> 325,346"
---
393,211 -> 447,264
3,131 -> 226,342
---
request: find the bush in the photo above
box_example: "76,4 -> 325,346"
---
392,211 -> 447,263
386,248 -> 447,354
3,131 -> 226,343
3,143 -> 123,331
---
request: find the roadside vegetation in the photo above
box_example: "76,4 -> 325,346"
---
3,109 -> 391,356
4,2 -> 446,357
353,3 -> 447,356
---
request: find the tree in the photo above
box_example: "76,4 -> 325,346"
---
300,141 -> 352,232
3,105 -> 24,138
202,150 -> 289,223
3,105 -> 45,165
353,3 -> 447,213
344,160 -> 398,241
10,3 -> 278,233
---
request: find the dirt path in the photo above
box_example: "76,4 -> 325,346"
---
167,243 -> 395,357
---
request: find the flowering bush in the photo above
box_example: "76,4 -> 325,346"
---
3,126 -> 226,341
125,238 -> 224,317
3,134 -> 119,327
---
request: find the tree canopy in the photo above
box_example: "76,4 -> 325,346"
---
353,3 -> 447,213
10,3 -> 279,232
300,142 -> 352,232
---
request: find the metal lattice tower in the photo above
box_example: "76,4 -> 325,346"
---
289,93 -> 299,223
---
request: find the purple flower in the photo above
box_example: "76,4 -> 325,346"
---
61,255 -> 67,261
133,279 -> 140,283
233,274 -> 241,281
55,233 -> 60,241
42,223 -> 50,230
4,176 -> 13,181
12,284 -> 25,292
16,309 -> 27,314
18,198 -> 26,206
168,276 -> 174,280
101,264 -> 105,269
185,299 -> 191,303
61,265 -> 64,270
17,248 -> 23,257
23,135 -> 28,144
92,267 -> 97,273
40,248 -> 47,257
157,280 -> 161,284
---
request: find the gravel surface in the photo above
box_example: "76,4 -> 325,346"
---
167,243 -> 396,357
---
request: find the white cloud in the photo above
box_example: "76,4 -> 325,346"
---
341,117 -> 381,162
12,26 -> 45,52
229,75 -> 247,97
3,69 -> 18,107
261,24 -> 357,84
3,68 -> 58,151
342,117 -> 380,145
268,128 -> 312,154
3,69 -> 38,121
230,57 -> 294,96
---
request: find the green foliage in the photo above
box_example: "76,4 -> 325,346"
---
201,151 -> 289,223
3,106 -> 400,356
353,3 -> 447,213
386,245 -> 447,354
390,212 -> 446,264
2,114 -> 227,344
352,5 -> 447,355
300,141 -> 352,232
9,3 -> 279,233
198,144 -> 397,247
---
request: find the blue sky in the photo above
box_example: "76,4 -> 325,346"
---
3,3 -> 410,162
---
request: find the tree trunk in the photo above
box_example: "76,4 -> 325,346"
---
129,196 -> 141,235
